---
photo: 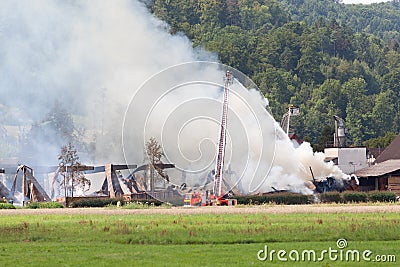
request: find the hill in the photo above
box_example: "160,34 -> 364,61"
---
282,0 -> 400,43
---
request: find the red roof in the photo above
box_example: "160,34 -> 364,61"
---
288,133 -> 303,145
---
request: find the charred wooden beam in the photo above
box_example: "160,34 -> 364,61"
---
59,165 -> 94,172
25,168 -> 51,202
6,165 -> 95,174
0,181 -> 12,199
155,163 -> 175,169
85,166 -> 106,174
11,165 -> 51,202
105,164 -> 130,198
110,164 -> 138,171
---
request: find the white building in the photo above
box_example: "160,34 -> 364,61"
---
324,147 -> 367,174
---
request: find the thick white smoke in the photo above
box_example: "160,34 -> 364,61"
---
0,0 -> 344,195
122,62 -> 345,195
0,0 -> 215,164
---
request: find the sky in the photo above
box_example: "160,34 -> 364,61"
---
342,0 -> 391,4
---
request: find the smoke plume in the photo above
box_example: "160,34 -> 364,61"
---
0,0 -> 214,164
0,0 -> 344,195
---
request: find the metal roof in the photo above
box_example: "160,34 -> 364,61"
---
355,159 -> 400,177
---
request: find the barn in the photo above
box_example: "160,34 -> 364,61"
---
355,135 -> 400,195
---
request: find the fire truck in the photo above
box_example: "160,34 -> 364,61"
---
184,192 -> 203,206
184,191 -> 237,206
183,71 -> 237,207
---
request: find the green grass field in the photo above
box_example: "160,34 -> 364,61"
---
0,208 -> 399,266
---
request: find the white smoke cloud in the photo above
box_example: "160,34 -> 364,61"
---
0,0 -> 345,197
122,61 -> 346,196
0,0 -> 216,164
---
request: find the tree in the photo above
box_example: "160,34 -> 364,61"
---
342,77 -> 367,107
346,103 -> 364,146
18,101 -> 82,164
364,132 -> 397,148
381,69 -> 400,95
256,67 -> 293,116
385,50 -> 400,70
204,26 -> 256,74
371,90 -> 397,137
146,137 -> 164,194
58,143 -> 91,197
296,43 -> 324,85
45,100 -> 76,141
226,0 -> 240,26
198,0 -> 226,28
315,125 -> 335,152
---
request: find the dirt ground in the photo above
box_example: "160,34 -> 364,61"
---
1,204 -> 400,216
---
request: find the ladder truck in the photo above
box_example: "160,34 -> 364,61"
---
184,71 -> 237,206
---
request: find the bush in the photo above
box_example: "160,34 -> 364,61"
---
368,191 -> 397,202
343,192 -> 368,203
70,198 -> 125,208
236,193 -> 309,205
0,203 -> 16,209
319,192 -> 342,203
25,202 -> 64,209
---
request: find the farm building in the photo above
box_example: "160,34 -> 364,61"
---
324,147 -> 367,174
355,134 -> 400,195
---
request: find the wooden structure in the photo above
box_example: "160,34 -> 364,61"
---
11,165 -> 51,203
0,181 -> 12,200
104,164 -> 137,198
355,159 -> 400,194
101,163 -> 174,198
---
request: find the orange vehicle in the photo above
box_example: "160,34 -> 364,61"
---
184,191 -> 237,206
184,192 -> 203,206
215,196 -> 237,206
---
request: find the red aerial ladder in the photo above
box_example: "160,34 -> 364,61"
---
213,70 -> 231,198
184,71 -> 237,206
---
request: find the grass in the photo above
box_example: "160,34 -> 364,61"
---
0,203 -> 16,209
1,241 -> 398,266
0,210 -> 399,266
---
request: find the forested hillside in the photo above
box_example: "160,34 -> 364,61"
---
283,0 -> 400,43
144,0 -> 400,151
